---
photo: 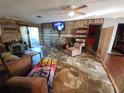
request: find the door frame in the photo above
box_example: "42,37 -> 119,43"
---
86,24 -> 102,52
20,25 -> 40,48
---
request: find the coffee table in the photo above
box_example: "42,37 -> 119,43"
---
24,50 -> 41,65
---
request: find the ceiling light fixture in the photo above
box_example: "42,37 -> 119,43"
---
68,11 -> 75,17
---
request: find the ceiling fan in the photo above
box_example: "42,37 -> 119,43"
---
36,0 -> 108,18
61,5 -> 87,17
60,0 -> 108,17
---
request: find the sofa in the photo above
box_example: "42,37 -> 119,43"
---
5,76 -> 48,93
0,55 -> 48,93
66,42 -> 83,57
0,55 -> 32,76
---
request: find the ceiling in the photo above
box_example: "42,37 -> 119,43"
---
0,0 -> 124,23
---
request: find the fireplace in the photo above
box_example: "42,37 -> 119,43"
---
4,41 -> 24,53
13,45 -> 22,53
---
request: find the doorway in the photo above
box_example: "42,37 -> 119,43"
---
87,25 -> 102,52
112,24 -> 124,55
20,26 -> 40,48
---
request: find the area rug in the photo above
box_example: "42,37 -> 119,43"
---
46,50 -> 115,93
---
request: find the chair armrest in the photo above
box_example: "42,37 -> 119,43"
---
6,76 -> 48,93
8,56 -> 32,76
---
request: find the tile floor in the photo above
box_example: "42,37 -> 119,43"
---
31,46 -> 115,93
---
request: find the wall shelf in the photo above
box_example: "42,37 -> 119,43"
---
75,27 -> 88,49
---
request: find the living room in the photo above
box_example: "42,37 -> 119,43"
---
0,0 -> 124,93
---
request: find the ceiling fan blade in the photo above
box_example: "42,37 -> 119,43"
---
75,5 -> 87,10
59,11 -> 69,15
75,11 -> 85,15
61,11 -> 68,13
62,5 -> 74,11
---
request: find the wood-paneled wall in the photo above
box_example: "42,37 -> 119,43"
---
1,22 -> 20,43
42,18 -> 104,45
0,18 -> 40,45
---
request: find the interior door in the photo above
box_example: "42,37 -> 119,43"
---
92,25 -> 102,51
87,25 -> 102,52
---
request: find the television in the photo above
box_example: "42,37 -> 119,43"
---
53,22 -> 65,31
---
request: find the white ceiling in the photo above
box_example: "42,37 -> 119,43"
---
0,0 -> 124,23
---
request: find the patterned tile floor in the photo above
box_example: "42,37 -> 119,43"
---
32,46 -> 115,93
48,50 -> 115,93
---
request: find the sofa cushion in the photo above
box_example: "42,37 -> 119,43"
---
74,43 -> 80,49
2,52 -> 11,57
8,56 -> 32,76
2,52 -> 19,62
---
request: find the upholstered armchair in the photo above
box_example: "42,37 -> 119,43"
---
66,42 -> 83,57
5,76 -> 48,93
0,55 -> 48,93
